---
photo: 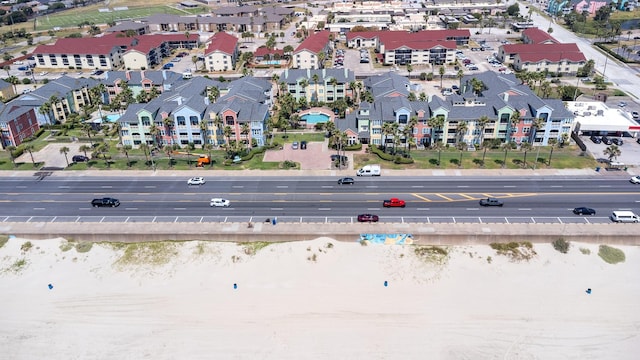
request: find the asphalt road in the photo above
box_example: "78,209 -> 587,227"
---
1,176 -> 639,223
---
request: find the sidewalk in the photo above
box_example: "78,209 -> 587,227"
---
0,167 -> 631,178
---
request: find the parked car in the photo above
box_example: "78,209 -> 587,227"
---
210,198 -> 230,207
479,198 -> 504,207
330,154 -> 348,163
383,198 -> 406,208
630,176 -> 640,184
300,140 -> 307,149
187,177 -> 206,185
72,155 -> 89,162
590,135 -> 601,144
17,66 -> 28,71
91,197 -> 120,207
619,101 -> 627,107
337,177 -> 355,185
573,207 -> 596,215
632,111 -> 639,119
292,141 -> 299,150
612,138 -> 623,146
357,214 -> 379,222
601,136 -> 612,145
163,63 -> 174,69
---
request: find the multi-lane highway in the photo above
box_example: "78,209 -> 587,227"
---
1,175 -> 638,224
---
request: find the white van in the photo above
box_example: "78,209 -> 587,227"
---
356,164 -> 381,176
610,211 -> 640,223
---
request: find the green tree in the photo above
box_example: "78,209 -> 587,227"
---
139,143 -> 150,166
547,138 -> 558,166
521,142 -> 533,168
23,143 -> 36,167
439,66 -> 445,89
603,144 -> 621,162
121,144 -> 132,167
428,116 -> 445,146
79,144 -> 92,159
59,146 -> 70,167
6,145 -> 17,167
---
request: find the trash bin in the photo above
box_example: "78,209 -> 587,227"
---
272,218 -> 277,225
595,167 -> 600,172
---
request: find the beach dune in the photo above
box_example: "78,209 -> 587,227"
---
0,237 -> 638,359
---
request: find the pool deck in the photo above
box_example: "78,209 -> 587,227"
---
299,107 -> 334,128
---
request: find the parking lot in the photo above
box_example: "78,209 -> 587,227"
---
582,135 -> 640,167
262,139 -> 357,170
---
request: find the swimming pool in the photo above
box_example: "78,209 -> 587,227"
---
301,113 -> 330,124
105,114 -> 121,122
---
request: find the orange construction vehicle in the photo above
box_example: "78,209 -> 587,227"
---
173,152 -> 211,167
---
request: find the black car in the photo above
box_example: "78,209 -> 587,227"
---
357,214 -> 379,222
611,138 -> 623,146
479,198 -> 504,207
601,136 -> 612,145
573,207 -> 596,215
330,154 -> 348,163
338,177 -> 354,185
590,135 -> 601,144
91,197 -> 120,207
72,155 -> 89,162
300,140 -> 307,150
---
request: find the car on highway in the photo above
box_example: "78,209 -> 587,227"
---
357,214 -> 379,222
573,207 -> 596,215
630,176 -> 640,184
187,177 -> 206,185
91,197 -> 120,207
337,177 -> 354,185
210,198 -> 230,207
72,155 -> 89,162
479,198 -> 504,207
383,198 -> 406,208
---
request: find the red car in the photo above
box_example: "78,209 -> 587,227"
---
383,198 -> 406,208
357,214 -> 379,222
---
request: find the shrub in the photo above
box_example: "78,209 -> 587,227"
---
552,238 -> 570,254
20,241 -> 33,252
579,247 -> 591,255
75,242 -> 93,253
490,242 -> 536,261
598,245 -> 625,264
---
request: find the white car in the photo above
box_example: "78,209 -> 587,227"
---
210,198 -> 230,207
630,176 -> 640,184
187,177 -> 205,185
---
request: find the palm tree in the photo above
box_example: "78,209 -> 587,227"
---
240,123 -> 250,148
603,144 -> 621,162
439,66 -> 445,89
390,122 -> 400,153
23,144 -> 36,167
139,143 -> 150,166
121,145 -> 132,167
477,115 -> 490,149
427,116 -> 444,146
208,86 -> 220,103
82,123 -> 94,146
530,117 -> 544,144
163,118 -> 174,145
79,144 -> 92,159
508,111 -> 520,143
521,142 -> 533,168
456,69 -> 464,89
164,144 -> 174,168
456,121 -> 468,146
500,142 -> 511,168
149,124 -> 159,148
406,63 -> 413,79
6,145 -> 17,167
38,102 -> 53,125
59,146 -> 70,167
204,143 -> 214,167
6,75 -> 19,94
311,73 -> 320,102
547,138 -> 558,166
199,120 -> 209,149
381,122 -> 394,152
99,142 -> 111,168
432,141 -> 444,166
223,125 -> 233,149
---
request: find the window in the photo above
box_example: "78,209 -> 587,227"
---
190,116 -> 198,126
177,116 -> 186,126
141,116 -> 151,126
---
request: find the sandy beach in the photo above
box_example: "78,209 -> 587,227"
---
0,236 -> 638,359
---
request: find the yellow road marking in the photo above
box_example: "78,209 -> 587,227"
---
411,194 -> 432,202
459,193 -> 475,200
435,193 -> 453,201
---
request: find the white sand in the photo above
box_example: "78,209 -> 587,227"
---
0,237 -> 638,359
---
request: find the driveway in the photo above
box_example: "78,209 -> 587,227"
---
15,142 -> 90,169
263,140 -> 355,170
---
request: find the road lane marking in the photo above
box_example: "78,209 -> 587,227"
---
276,186 -> 288,189
33,207 -> 45,210
16,186 -> 26,189
125,208 -> 138,210
518,208 -> 532,211
412,194 -> 432,202
270,208 -> 283,210
144,186 -> 156,188
459,193 -> 475,199
318,208 -> 331,211
503,185 -> 516,188
367,208 -> 381,210
79,208 -> 90,210
550,185 -> 563,188
58,186 -> 69,189
411,185 -> 424,188
416,208 -> 430,211
101,186 -> 112,189
457,185 -> 470,188
598,185 -> 611,188
232,186 -> 244,188
173,208 -> 186,210
435,193 -> 453,201
321,186 -> 333,188
365,186 -> 378,188
466,208 -> 479,211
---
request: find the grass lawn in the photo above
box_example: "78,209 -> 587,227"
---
354,145 -> 598,170
35,5 -> 206,31
272,132 -> 326,144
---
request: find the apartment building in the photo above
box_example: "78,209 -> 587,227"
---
0,104 -> 39,148
280,68 -> 355,103
204,32 -> 239,72
292,31 -> 331,70
498,43 -> 586,74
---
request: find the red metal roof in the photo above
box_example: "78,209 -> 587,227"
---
522,28 -> 558,44
32,33 -> 200,56
294,30 -> 330,54
504,43 -> 586,62
254,47 -> 284,57
204,32 -> 238,55
384,39 -> 457,51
